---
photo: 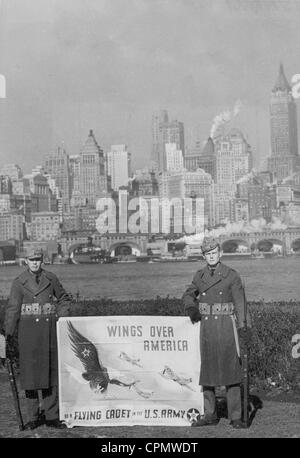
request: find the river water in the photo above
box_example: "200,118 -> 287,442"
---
0,256 -> 299,302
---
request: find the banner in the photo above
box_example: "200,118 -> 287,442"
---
57,316 -> 203,427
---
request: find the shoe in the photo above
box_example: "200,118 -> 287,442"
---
23,420 -> 40,430
45,419 -> 67,429
230,419 -> 247,429
191,417 -> 219,427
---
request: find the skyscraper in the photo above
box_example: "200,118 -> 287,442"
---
151,110 -> 169,167
185,137 -> 216,180
165,143 -> 184,172
44,146 -> 71,213
158,119 -> 185,171
78,130 -> 106,206
268,63 -> 300,182
106,144 -> 131,191
215,128 -> 253,187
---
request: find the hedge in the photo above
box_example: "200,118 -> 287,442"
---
1,298 -> 299,391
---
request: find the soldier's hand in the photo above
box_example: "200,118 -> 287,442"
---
186,307 -> 201,324
238,327 -> 252,346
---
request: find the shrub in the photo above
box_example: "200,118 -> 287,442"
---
1,298 -> 299,390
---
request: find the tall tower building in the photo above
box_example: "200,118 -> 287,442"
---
43,146 -> 71,213
106,144 -> 131,191
69,155 -> 81,194
215,128 -> 253,187
268,63 -> 300,182
151,110 -> 169,167
79,130 -> 106,206
158,119 -> 185,171
185,137 -> 216,180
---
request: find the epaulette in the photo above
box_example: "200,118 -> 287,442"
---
17,271 -> 30,284
43,270 -> 57,280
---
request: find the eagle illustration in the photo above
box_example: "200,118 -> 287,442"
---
66,321 -> 153,399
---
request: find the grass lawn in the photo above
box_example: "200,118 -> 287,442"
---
0,371 -> 299,439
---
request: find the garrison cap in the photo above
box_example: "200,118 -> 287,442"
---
26,248 -> 43,260
201,237 -> 220,254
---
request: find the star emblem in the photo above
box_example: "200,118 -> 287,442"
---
186,408 -> 200,423
81,347 -> 90,358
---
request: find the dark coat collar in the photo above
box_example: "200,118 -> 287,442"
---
18,268 -> 51,295
198,262 -> 230,287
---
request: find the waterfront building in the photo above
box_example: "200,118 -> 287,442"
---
28,211 -> 61,241
232,197 -> 249,223
248,181 -> 276,221
267,63 -> 300,182
0,213 -> 25,242
212,183 -> 236,225
78,130 -> 106,206
62,207 -> 100,232
106,144 -> 131,191
43,146 -> 71,213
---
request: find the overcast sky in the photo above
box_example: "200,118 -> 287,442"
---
1,0 -> 300,173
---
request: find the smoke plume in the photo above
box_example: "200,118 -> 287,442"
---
180,216 -> 288,245
210,99 -> 242,139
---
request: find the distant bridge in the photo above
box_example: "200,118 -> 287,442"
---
61,227 -> 300,256
217,227 -> 300,254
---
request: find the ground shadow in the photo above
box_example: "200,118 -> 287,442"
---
216,393 -> 263,427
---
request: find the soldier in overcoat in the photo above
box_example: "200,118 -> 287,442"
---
4,249 -> 71,430
182,237 -> 251,428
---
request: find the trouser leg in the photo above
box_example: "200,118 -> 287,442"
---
203,386 -> 217,420
42,386 -> 59,421
226,383 -> 242,421
25,390 -> 39,422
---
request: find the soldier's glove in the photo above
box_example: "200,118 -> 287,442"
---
238,328 -> 252,346
186,307 -> 201,324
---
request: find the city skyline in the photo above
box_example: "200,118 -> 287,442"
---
1,1 -> 300,173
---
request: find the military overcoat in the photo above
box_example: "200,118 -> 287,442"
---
4,268 -> 71,390
183,262 -> 251,387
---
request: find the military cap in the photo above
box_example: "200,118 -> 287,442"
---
201,236 -> 220,254
26,248 -> 43,260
